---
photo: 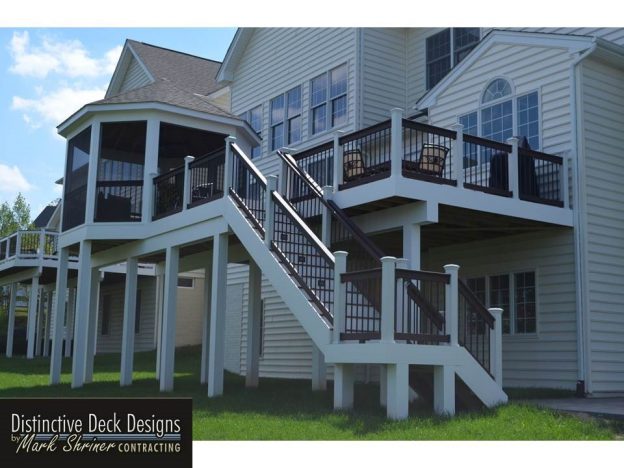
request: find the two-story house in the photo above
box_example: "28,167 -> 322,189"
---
39,28 -> 624,420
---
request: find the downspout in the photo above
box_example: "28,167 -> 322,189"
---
569,41 -> 596,395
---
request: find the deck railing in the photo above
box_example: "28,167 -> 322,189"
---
153,166 -> 185,220
0,230 -> 61,263
188,149 -> 226,208
458,280 -> 495,374
95,180 -> 144,222
402,120 -> 457,185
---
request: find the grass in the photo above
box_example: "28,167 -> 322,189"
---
0,346 -> 620,440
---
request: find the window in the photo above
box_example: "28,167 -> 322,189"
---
270,86 -> 302,151
270,94 -> 284,151
135,289 -> 141,334
483,78 -> 512,103
517,92 -> 539,150
101,294 -> 111,336
242,106 -> 262,158
62,126 -> 91,231
310,64 -> 348,135
467,271 -> 537,335
426,28 -> 480,89
177,277 -> 194,288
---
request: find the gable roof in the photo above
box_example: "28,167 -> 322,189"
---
32,205 -> 57,228
415,30 -> 597,110
217,28 -> 255,83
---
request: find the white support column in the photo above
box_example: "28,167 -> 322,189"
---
71,240 -> 93,389
160,246 -> 180,392
386,363 -> 409,420
155,268 -> 164,380
26,275 -> 40,359
85,121 -> 101,224
311,345 -> 327,391
64,288 -> 75,358
50,248 -> 69,384
444,264 -> 460,346
264,175 -> 277,247
381,256 -> 397,342
433,365 -> 455,416
142,118 -> 161,222
5,283 -> 17,357
450,123 -> 464,184
379,364 -> 387,407
223,136 -> 236,194
15,233 -> 21,258
245,259 -> 262,388
208,232 -> 228,397
506,136 -> 519,199
200,258 -> 212,385
35,286 -> 45,356
332,131 -> 345,191
84,270 -> 102,383
562,156 -> 570,209
402,223 -> 421,270
182,155 -> 195,210
120,257 -> 138,386
43,289 -> 53,358
278,157 -> 288,196
332,251 -> 348,343
38,229 -> 46,256
333,363 -> 354,410
390,108 -> 404,179
489,307 -> 504,385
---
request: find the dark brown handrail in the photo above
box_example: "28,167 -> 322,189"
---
341,268 -> 382,282
463,134 -> 512,153
518,147 -> 563,164
188,148 -> 225,169
293,141 -> 334,161
338,119 -> 391,145
231,142 -> 268,187
402,119 -> 457,139
396,268 -> 450,284
458,279 -> 495,328
96,179 -> 143,187
153,165 -> 184,184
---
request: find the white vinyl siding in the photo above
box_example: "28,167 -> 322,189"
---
581,57 -> 624,394
483,28 -> 624,48
423,230 -> 578,390
225,282 -> 243,374
118,56 -> 151,94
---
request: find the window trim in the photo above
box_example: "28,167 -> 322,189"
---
309,63 -> 348,136
425,28 -> 480,90
177,277 -> 195,289
466,268 -> 539,336
270,85 -> 302,151
241,105 -> 263,159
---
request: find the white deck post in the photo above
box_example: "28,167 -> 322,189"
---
5,283 -> 17,357
26,274 -> 41,359
311,345 -> 327,391
386,363 -> 409,420
142,118 -> 160,222
245,258 -> 262,388
433,365 -> 455,416
444,264 -> 460,346
223,136 -> 236,194
450,122 -> 464,185
506,136 -> 519,199
200,256 -> 212,385
35,286 -> 45,356
154,265 -> 164,380
160,246 -> 180,392
379,364 -> 387,407
562,155 -> 570,209
64,287 -> 75,358
15,232 -> 21,258
277,156 -> 288,195
50,247 -> 69,384
489,307 -> 504,385
381,256 -> 397,342
321,186 -> 332,245
264,175 -> 278,247
333,363 -> 354,410
38,229 -> 46,256
208,232 -> 228,397
71,240 -> 93,389
43,289 -> 53,358
182,155 -> 195,210
332,131 -> 345,191
332,251 -> 348,343
85,120 -> 101,224
120,257 -> 139,386
402,223 -> 421,270
390,108 -> 404,179
84,270 -> 102,383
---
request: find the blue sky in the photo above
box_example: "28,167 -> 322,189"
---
0,27 -> 236,218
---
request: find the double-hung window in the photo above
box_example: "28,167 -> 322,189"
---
270,86 -> 302,151
311,64 -> 348,135
426,28 -> 480,90
242,106 -> 262,158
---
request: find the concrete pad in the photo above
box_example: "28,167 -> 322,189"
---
530,398 -> 624,420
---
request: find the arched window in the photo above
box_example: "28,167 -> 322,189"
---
482,78 -> 512,103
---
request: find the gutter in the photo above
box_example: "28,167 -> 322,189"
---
569,40 -> 596,395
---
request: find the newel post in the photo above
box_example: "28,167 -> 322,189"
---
562,155 -> 570,209
444,264 -> 459,346
264,175 -> 278,247
223,136 -> 236,194
38,229 -> 46,257
381,256 -> 397,342
15,232 -> 22,258
450,123 -> 464,185
390,108 -> 404,179
182,155 -> 195,210
506,136 -> 519,199
321,186 -> 333,245
333,131 -> 345,192
488,307 -> 503,385
332,251 -> 348,343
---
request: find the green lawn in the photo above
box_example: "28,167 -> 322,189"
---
0,346 -> 620,440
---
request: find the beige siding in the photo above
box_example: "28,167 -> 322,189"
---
118,56 -> 151,94
423,230 -> 578,389
174,278 -> 204,347
581,57 -> 624,393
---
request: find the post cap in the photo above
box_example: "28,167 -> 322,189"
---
488,307 -> 503,317
322,185 -> 334,198
381,256 -> 397,264
184,155 -> 195,163
443,263 -> 460,272
506,136 -> 520,145
225,135 -> 237,143
266,174 -> 278,190
391,107 -> 404,116
450,122 -> 464,131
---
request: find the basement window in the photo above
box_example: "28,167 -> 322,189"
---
177,277 -> 194,288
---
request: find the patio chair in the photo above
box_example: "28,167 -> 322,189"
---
416,143 -> 449,177
343,149 -> 366,182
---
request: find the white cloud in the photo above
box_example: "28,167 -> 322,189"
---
0,164 -> 32,195
12,85 -> 107,127
8,31 -> 122,79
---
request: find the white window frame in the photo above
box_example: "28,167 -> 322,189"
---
309,63 -> 348,136
270,86 -> 302,151
177,277 -> 195,289
241,105 -> 263,159
426,28 -> 480,90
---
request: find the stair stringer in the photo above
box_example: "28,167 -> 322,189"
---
224,197 -> 332,349
454,347 -> 508,407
